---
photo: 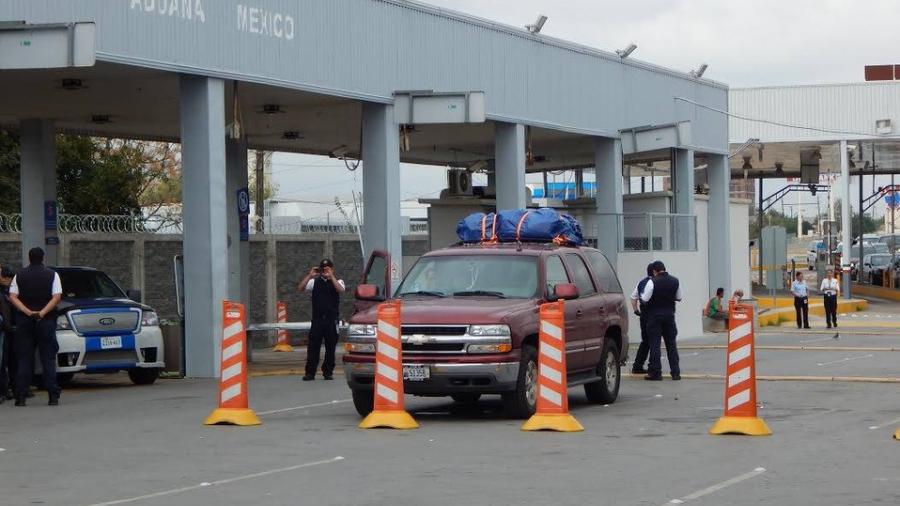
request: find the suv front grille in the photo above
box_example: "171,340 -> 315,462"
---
70,309 -> 140,335
401,326 -> 467,336
402,343 -> 466,353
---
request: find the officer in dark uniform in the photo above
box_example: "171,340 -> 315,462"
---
639,260 -> 682,381
0,265 -> 15,401
8,248 -> 63,406
298,259 -> 345,381
629,263 -> 654,375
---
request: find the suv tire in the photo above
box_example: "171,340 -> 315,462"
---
502,345 -> 538,419
352,388 -> 375,417
128,368 -> 160,385
584,339 -> 620,404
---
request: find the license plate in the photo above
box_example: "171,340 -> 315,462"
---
402,365 -> 430,382
100,336 -> 122,350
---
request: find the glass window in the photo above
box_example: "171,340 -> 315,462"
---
396,255 -> 538,299
564,253 -> 596,296
57,270 -> 126,299
544,255 -> 569,295
366,255 -> 388,298
585,250 -> 623,293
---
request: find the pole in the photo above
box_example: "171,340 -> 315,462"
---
254,150 -> 265,233
840,140 -> 852,299
797,190 -> 803,239
758,177 -> 764,286
858,171 -> 864,284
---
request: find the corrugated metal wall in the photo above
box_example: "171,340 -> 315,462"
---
729,81 -> 900,143
2,0 -> 727,151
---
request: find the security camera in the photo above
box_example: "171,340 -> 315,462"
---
329,145 -> 350,159
690,63 -> 708,78
616,43 -> 637,58
526,15 -> 548,34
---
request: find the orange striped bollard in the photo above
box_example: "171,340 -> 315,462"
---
204,301 -> 261,426
359,301 -> 418,430
522,300 -> 584,432
709,303 -> 771,436
272,301 -> 293,352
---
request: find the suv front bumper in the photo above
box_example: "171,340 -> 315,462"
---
344,361 -> 520,395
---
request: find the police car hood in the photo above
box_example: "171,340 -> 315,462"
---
57,297 -> 152,313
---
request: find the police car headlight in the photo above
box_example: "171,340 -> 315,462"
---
468,325 -> 511,337
141,311 -> 159,327
56,315 -> 72,331
348,324 -> 376,336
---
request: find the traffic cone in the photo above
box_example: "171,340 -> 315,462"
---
272,301 -> 293,352
204,301 -> 261,426
522,300 -> 584,432
709,303 -> 771,436
359,301 -> 418,430
894,427 -> 899,440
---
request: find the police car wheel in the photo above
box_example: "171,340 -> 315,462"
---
352,388 -> 374,417
502,344 -> 538,419
584,340 -> 620,404
128,368 -> 160,385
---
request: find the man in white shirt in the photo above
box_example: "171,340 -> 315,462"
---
819,270 -> 840,329
790,272 -> 810,329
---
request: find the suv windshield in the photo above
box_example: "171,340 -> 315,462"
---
56,270 -> 126,299
398,255 -> 538,299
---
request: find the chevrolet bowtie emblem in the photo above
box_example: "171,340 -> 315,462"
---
408,334 -> 429,345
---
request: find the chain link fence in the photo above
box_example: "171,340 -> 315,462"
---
591,213 -> 697,252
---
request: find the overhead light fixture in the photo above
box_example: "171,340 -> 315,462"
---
616,43 -> 637,59
60,78 -> 85,91
742,155 -> 753,170
775,162 -> 784,176
467,160 -> 489,173
525,15 -> 548,34
282,131 -> 303,140
690,63 -> 708,78
260,104 -> 285,115
91,114 -> 111,124
329,145 -> 350,159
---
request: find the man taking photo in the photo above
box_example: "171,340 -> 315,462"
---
298,259 -> 345,381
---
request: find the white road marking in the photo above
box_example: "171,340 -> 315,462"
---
816,354 -> 874,367
256,399 -> 351,416
85,456 -> 345,506
868,415 -> 900,430
799,336 -> 832,344
663,467 -> 766,505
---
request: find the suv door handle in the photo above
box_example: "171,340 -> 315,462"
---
576,309 -> 584,318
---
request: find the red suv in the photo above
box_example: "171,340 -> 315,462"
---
344,243 -> 629,419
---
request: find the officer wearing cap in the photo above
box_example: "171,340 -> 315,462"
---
8,248 -> 63,406
298,259 -> 346,381
639,260 -> 683,381
629,263 -> 655,375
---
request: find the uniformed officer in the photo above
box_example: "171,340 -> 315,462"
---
8,248 -> 63,406
629,263 -> 655,374
298,259 -> 345,381
639,260 -> 683,381
0,265 -> 15,402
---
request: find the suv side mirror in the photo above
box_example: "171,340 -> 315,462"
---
355,284 -> 383,301
552,283 -> 579,301
127,289 -> 142,303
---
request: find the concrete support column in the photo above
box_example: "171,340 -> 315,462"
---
494,122 -> 526,211
225,138 -> 249,305
179,75 -> 227,378
594,137 -> 623,264
19,119 -> 57,265
362,102 -> 402,286
840,139 -> 852,299
673,148 -> 696,250
707,154 -> 732,295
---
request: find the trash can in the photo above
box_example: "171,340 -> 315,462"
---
161,321 -> 183,376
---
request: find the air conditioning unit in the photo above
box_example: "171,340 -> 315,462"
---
447,169 -> 473,196
876,119 -> 893,135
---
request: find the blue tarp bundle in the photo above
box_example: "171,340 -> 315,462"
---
457,208 -> 584,245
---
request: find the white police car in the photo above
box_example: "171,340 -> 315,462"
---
37,267 -> 165,385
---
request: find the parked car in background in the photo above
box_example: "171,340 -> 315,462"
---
869,256 -> 900,286
345,244 -> 629,419
878,233 -> 900,254
861,254 -> 894,284
39,267 -> 165,385
833,242 -> 890,279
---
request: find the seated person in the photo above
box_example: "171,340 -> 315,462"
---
729,289 -> 744,309
704,287 -> 728,321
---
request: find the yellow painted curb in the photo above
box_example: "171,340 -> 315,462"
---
679,345 -> 899,352
757,299 -> 868,327
627,373 -> 900,383
851,283 -> 900,302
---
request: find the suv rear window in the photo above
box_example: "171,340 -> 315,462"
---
564,253 -> 596,296
585,250 -> 622,293
398,255 -> 538,299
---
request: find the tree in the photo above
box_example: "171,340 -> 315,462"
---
0,130 -> 21,214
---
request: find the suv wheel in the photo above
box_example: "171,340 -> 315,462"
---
502,345 -> 538,419
451,393 -> 482,404
584,340 -> 620,404
128,368 -> 160,385
352,388 -> 374,417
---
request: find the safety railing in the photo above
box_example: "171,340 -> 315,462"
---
590,213 -> 697,252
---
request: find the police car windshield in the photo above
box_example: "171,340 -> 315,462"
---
398,255 -> 538,299
57,270 -> 126,299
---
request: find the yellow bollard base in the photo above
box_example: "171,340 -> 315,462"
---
204,408 -> 262,426
709,416 -> 772,436
358,409 -> 419,430
521,413 -> 584,432
894,427 -> 900,440
272,343 -> 294,352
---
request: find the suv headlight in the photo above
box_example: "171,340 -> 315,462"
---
348,324 -> 376,336
141,311 -> 159,327
468,324 -> 511,337
467,339 -> 513,354
56,315 -> 72,331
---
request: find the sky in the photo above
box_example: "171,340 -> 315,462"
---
270,0 -> 900,222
